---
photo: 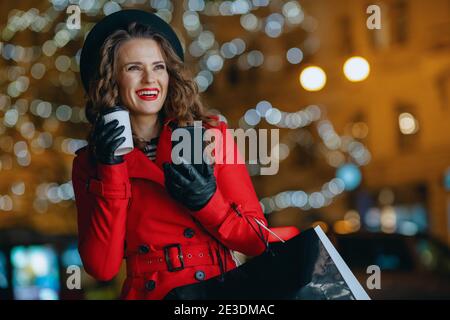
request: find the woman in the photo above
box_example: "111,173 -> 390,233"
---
72,10 -> 269,299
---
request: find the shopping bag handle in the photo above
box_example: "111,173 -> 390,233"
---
267,225 -> 300,243
251,218 -> 300,243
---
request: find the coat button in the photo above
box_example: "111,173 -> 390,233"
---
195,270 -> 205,281
138,244 -> 149,254
183,228 -> 195,238
145,280 -> 156,291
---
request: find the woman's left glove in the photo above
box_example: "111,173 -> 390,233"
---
163,162 -> 217,211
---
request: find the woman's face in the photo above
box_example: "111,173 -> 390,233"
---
116,38 -> 169,117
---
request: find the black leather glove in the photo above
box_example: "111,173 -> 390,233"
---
92,116 -> 126,165
163,161 -> 217,211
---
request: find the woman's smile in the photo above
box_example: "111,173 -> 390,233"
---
136,87 -> 160,101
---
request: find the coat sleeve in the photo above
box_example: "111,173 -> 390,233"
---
72,150 -> 131,281
191,121 -> 269,256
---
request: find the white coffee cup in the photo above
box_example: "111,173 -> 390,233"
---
101,106 -> 134,156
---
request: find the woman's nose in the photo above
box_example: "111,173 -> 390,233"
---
142,69 -> 156,84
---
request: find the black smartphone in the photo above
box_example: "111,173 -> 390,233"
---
171,125 -> 207,175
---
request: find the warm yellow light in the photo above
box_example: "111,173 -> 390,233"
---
398,112 -> 419,135
333,220 -> 353,234
343,56 -> 370,82
381,206 -> 396,233
351,122 -> 369,139
300,66 -> 326,91
311,221 -> 329,233
344,210 -> 361,232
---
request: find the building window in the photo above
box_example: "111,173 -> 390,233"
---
435,69 -> 450,110
367,1 -> 390,50
339,15 -> 354,55
391,0 -> 409,45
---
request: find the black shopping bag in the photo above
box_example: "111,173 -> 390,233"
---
164,226 -> 370,300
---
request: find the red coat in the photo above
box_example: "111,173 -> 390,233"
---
72,117 -> 270,299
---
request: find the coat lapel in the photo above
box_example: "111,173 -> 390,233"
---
124,117 -> 177,188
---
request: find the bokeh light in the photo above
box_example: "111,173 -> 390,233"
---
343,56 -> 370,82
300,66 -> 326,91
336,163 -> 362,191
398,112 -> 419,135
286,47 -> 303,64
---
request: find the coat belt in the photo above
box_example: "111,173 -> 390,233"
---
125,243 -> 217,275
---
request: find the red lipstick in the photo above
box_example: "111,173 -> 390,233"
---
136,88 -> 160,101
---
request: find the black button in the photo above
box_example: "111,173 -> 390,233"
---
183,228 -> 195,238
145,280 -> 156,291
195,271 -> 205,281
138,244 -> 149,254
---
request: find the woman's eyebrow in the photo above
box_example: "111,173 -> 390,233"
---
123,61 -> 165,66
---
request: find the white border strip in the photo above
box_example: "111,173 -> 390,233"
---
314,226 -> 371,300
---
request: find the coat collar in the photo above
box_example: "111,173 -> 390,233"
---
122,117 -> 177,188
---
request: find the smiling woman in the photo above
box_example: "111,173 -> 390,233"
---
84,20 -> 215,151
72,10 -> 273,300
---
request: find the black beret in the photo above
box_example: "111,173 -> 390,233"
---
79,9 -> 184,92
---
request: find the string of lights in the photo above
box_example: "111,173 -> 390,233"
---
0,0 -> 369,216
234,101 -> 370,214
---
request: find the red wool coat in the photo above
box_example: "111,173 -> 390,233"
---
72,117 -> 270,299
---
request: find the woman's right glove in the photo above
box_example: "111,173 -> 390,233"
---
92,116 -> 126,165
163,162 -> 217,211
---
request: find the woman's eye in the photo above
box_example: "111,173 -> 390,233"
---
155,64 -> 165,70
128,65 -> 141,71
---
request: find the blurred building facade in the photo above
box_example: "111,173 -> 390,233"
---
302,0 -> 450,244
201,0 -> 450,245
0,0 -> 449,242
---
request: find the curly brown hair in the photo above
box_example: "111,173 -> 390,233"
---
85,22 -> 217,152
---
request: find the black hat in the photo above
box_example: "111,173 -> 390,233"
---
79,9 -> 184,92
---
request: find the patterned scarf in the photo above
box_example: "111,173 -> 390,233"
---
142,136 -> 159,161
